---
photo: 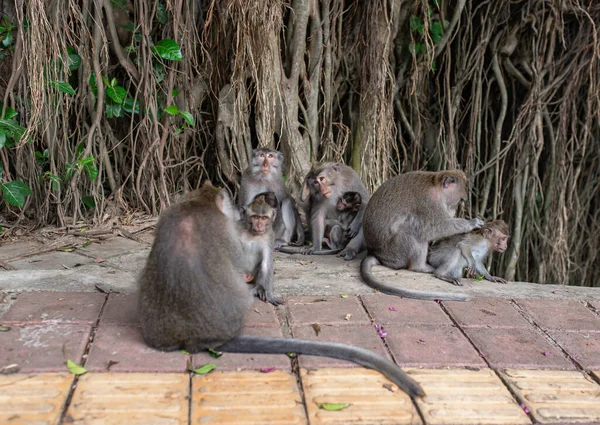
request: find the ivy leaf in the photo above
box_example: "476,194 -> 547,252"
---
410,15 -> 424,35
0,129 -> 5,149
50,81 -> 76,95
66,46 -> 82,71
1,180 -> 32,207
317,403 -> 350,411
105,85 -> 127,104
123,97 -> 139,114
208,348 -> 222,358
80,156 -> 98,181
66,359 -> 87,375
192,364 -> 216,375
105,101 -> 123,118
430,21 -> 444,44
151,39 -> 182,61
157,2 -> 168,24
164,105 -> 179,115
1,106 -> 17,120
180,111 -> 194,126
89,73 -> 98,97
82,196 -> 96,209
2,32 -> 13,47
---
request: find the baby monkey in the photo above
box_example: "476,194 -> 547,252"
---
239,191 -> 282,305
428,219 -> 510,286
324,191 -> 362,250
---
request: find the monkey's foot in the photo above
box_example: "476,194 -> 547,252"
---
338,248 -> 357,261
488,276 -> 508,284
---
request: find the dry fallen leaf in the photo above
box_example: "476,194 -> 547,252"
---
344,314 -> 352,321
312,323 -> 321,336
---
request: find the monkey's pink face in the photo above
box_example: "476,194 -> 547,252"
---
251,215 -> 271,235
314,174 -> 332,198
336,198 -> 348,211
258,152 -> 276,175
493,232 -> 509,253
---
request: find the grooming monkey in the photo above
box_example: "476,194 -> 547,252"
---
361,170 -> 484,301
238,148 -> 304,248
428,220 -> 510,286
324,192 -> 363,250
238,191 -> 282,305
138,181 -> 424,397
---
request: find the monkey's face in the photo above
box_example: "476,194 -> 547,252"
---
492,231 -> 509,253
314,173 -> 333,198
252,149 -> 281,176
250,214 -> 272,235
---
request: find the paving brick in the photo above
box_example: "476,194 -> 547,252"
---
444,297 -> 531,328
501,369 -> 600,423
242,299 -> 281,327
590,301 -> 600,312
0,373 -> 73,424
464,327 -> 575,369
385,325 -> 486,368
516,299 -> 600,332
9,250 -> 93,270
192,370 -> 306,424
77,236 -> 146,259
192,327 -> 291,371
67,373 -> 189,424
0,240 -> 44,260
361,294 -> 452,326
1,291 -> 105,324
100,293 -> 139,325
408,368 -> 531,424
548,330 -> 600,369
291,324 -> 390,368
86,325 -> 189,372
286,295 -> 370,326
301,368 -> 421,425
0,323 -> 91,372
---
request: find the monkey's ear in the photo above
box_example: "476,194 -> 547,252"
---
332,163 -> 341,172
353,203 -> 362,212
482,226 -> 492,238
276,151 -> 284,162
300,179 -> 311,202
442,176 -> 457,188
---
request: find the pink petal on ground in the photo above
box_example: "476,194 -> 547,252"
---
542,351 -> 550,356
379,332 -> 388,338
388,306 -> 397,311
260,367 -> 276,373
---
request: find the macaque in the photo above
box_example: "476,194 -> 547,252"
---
238,148 -> 304,248
239,192 -> 282,305
428,220 -> 510,286
324,192 -> 362,250
138,180 -> 424,398
303,163 -> 369,260
361,170 -> 484,301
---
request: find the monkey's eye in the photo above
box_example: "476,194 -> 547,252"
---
260,216 -> 268,221
251,215 -> 259,220
268,153 -> 274,158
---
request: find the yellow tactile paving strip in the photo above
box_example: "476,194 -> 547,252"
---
501,369 -> 600,423
300,368 -> 421,425
408,368 -> 531,425
0,373 -> 73,425
192,370 -> 307,424
66,373 -> 189,425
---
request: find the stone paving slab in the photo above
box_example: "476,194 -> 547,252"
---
85,325 -> 189,373
0,323 -> 91,373
286,295 -> 371,326
66,373 -> 189,424
300,367 -> 421,425
1,291 -> 106,324
547,330 -> 600,369
192,326 -> 291,371
361,295 -> 452,326
443,297 -> 532,328
384,325 -> 486,368
292,324 -> 390,368
0,373 -> 73,425
462,327 -> 576,369
242,299 -> 281,327
501,369 -> 600,423
9,251 -> 94,270
192,370 -> 306,424
515,299 -> 600,332
76,237 -> 147,259
407,368 -> 531,424
100,293 -> 139,325
0,240 -> 45,260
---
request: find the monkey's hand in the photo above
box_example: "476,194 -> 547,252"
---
346,220 -> 361,238
466,263 -> 477,277
338,248 -> 357,261
487,275 -> 507,284
301,246 -> 315,255
469,218 -> 484,230
254,285 -> 283,305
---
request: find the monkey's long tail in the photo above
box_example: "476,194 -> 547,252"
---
277,246 -> 343,255
218,335 -> 424,397
360,255 -> 470,301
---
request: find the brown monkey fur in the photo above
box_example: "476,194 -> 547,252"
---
428,219 -> 510,286
138,180 -> 424,397
361,170 -> 484,301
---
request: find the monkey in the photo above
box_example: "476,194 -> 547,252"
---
238,148 -> 305,248
138,180 -> 424,398
238,191 -> 282,305
361,170 -> 484,301
428,220 -> 510,286
324,191 -> 362,250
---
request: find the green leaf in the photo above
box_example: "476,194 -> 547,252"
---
208,348 -> 222,358
1,106 -> 17,120
2,32 -> 13,47
65,47 -> 82,71
0,119 -> 25,141
0,325 -> 9,331
106,85 -> 127,104
410,15 -> 424,35
0,129 -> 5,149
192,364 -> 216,375
475,275 -> 484,282
430,21 -> 444,44
80,156 -> 98,181
66,359 -> 87,375
82,196 -> 96,209
157,2 -> 168,24
123,97 -> 140,114
164,105 -> 179,115
151,39 -> 182,61
121,23 -> 135,32
153,62 -> 165,83
105,101 -> 123,118
44,172 -> 61,191
1,180 -> 32,207
0,162 -> 3,179
181,349 -> 190,355
50,80 -> 76,95
172,88 -> 179,97
180,111 -> 194,126
89,73 -> 98,97
317,403 -> 350,411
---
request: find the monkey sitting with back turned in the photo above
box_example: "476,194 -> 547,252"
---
138,180 -> 424,398
428,219 -> 510,286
